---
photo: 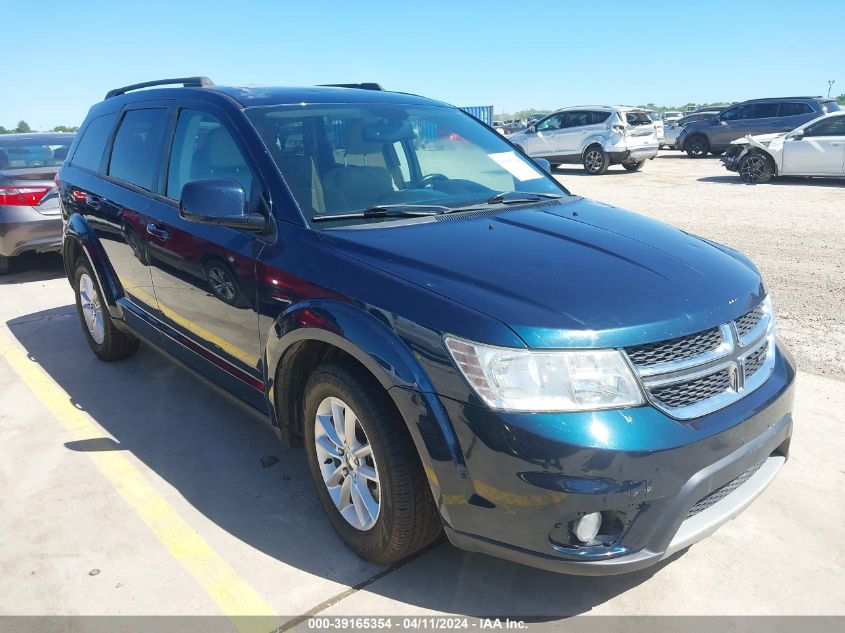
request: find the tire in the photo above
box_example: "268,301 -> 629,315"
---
583,145 -> 609,174
622,160 -> 645,172
0,255 -> 9,275
303,361 -> 441,564
73,257 -> 140,361
709,150 -> 725,156
203,259 -> 250,308
685,135 -> 709,158
738,152 -> 775,184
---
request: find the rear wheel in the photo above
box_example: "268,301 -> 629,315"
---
738,153 -> 774,184
583,146 -> 609,174
685,135 -> 709,158
0,255 -> 9,275
303,361 -> 441,564
73,257 -> 139,361
622,160 -> 645,172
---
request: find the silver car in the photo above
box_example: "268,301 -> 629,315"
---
664,112 -> 718,149
508,106 -> 659,174
0,133 -> 73,274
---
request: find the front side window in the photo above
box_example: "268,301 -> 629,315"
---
108,109 -> 169,190
744,103 -> 779,119
804,117 -> 845,137
246,103 -> 566,226
720,106 -> 746,121
536,114 -> 565,131
71,113 -> 117,172
166,109 -> 254,200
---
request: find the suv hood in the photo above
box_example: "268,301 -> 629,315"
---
321,198 -> 764,349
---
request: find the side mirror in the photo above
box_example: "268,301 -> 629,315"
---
526,125 -> 536,133
533,158 -> 552,173
791,130 -> 805,140
179,179 -> 265,232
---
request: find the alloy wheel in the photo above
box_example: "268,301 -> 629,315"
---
313,396 -> 381,531
79,273 -> 105,344
740,155 -> 769,183
585,150 -> 604,173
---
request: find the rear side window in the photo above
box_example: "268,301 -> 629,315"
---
108,108 -> 169,191
780,102 -> 813,116
0,137 -> 73,170
590,111 -> 611,125
71,113 -> 117,172
563,111 -> 591,128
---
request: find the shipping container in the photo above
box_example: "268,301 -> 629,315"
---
460,105 -> 494,126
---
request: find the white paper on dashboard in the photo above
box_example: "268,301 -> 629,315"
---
488,151 -> 543,181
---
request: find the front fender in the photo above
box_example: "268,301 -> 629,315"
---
63,213 -> 123,317
264,299 -> 469,514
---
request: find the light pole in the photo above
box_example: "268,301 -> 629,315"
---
828,80 -> 835,99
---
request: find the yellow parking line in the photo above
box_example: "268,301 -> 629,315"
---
0,328 -> 278,631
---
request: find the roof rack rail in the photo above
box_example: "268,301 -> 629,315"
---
319,83 -> 384,91
105,76 -> 215,99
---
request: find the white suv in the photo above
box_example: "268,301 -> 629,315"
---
508,106 -> 660,174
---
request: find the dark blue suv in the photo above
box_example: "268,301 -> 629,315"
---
58,77 -> 795,575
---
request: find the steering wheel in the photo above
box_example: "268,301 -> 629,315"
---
413,173 -> 448,190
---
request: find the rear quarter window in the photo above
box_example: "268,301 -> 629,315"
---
71,113 -> 118,172
822,101 -> 841,113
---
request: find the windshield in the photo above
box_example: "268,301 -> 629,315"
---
0,136 -> 73,170
246,103 -> 566,227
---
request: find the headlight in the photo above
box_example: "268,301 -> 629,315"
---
444,336 -> 644,413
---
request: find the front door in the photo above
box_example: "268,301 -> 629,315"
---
522,113 -> 567,158
781,116 -> 845,175
146,105 -> 269,410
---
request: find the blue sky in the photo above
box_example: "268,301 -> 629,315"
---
4,0 -> 842,129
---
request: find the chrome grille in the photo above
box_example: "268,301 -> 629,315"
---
626,327 -> 722,367
744,342 -> 768,379
651,369 -> 731,409
687,459 -> 766,518
735,305 -> 764,340
624,298 -> 775,419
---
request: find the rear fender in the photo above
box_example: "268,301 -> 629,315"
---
63,213 -> 123,317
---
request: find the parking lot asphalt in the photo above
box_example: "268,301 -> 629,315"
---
1,152 -> 844,624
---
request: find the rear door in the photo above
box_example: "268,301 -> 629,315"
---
145,104 -> 269,410
778,101 -> 816,132
781,116 -> 845,175
71,106 -> 169,343
554,111 -> 592,155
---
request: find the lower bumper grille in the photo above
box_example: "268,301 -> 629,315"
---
686,458 -> 767,519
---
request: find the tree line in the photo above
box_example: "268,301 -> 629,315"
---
0,120 -> 79,134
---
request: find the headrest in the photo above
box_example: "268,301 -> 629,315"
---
339,120 -> 382,156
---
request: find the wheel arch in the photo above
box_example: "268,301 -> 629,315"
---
265,301 -> 468,515
63,213 -> 123,316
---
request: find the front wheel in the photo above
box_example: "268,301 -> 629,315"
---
303,361 -> 441,564
738,153 -> 774,184
583,146 -> 609,174
73,257 -> 139,361
685,135 -> 710,158
622,160 -> 645,172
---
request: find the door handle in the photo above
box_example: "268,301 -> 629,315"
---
829,142 -> 844,146
85,194 -> 102,209
146,223 -> 171,240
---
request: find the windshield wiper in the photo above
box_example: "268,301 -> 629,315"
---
485,191 -> 564,205
312,204 -> 450,222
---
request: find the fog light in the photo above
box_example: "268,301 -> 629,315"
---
574,512 -> 602,543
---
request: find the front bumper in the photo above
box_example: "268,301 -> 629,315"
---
721,145 -> 746,172
0,205 -> 62,257
437,343 -> 796,575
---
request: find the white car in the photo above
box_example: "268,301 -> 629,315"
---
721,111 -> 845,183
508,106 -> 660,174
663,111 -> 683,123
644,110 -> 665,147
